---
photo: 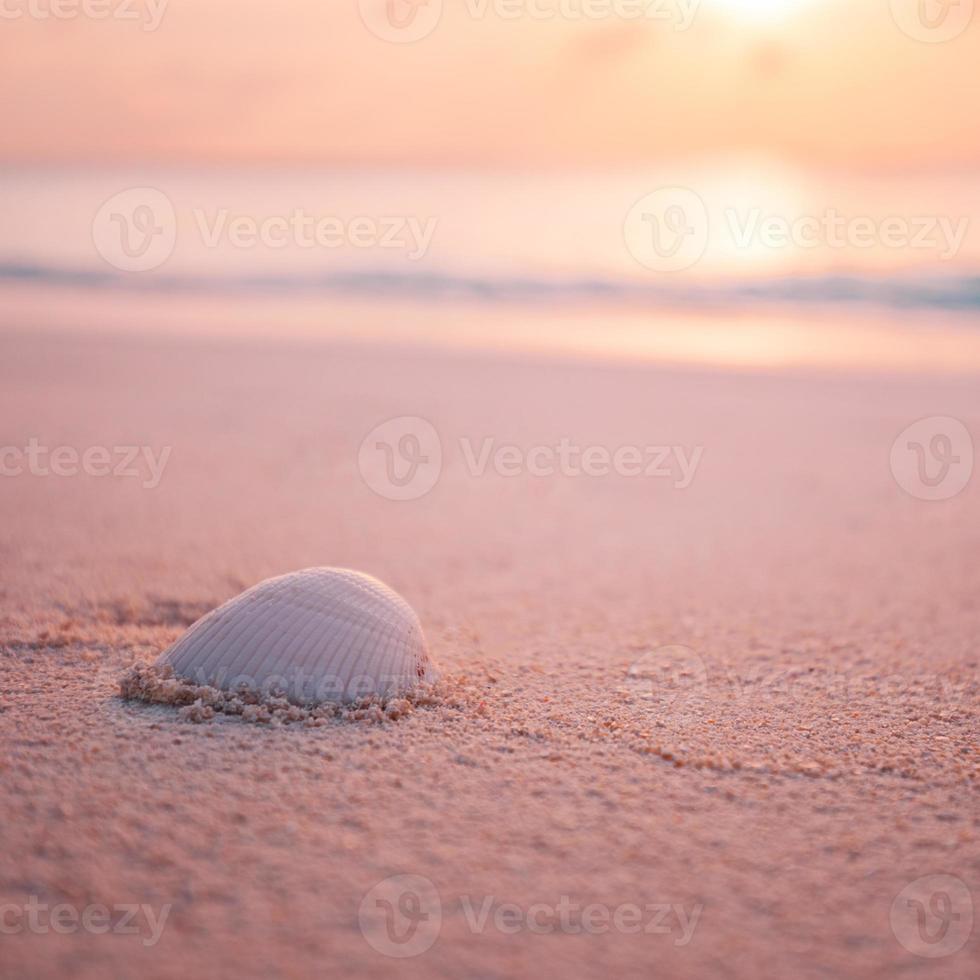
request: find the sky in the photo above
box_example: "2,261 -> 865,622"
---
1,0 -> 978,171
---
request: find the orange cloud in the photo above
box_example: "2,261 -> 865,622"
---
1,0 -> 977,170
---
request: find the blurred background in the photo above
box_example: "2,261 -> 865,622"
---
1,0 -> 978,369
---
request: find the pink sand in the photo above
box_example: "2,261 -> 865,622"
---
0,329 -> 977,978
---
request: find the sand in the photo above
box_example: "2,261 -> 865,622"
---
0,328 -> 977,979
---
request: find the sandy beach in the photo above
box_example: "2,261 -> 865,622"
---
5,0 -> 980,975
0,327 -> 976,978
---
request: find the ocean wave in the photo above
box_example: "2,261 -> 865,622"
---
1,262 -> 979,313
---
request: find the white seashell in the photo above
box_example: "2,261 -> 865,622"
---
156,568 -> 433,704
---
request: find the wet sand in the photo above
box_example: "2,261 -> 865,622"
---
0,329 -> 977,978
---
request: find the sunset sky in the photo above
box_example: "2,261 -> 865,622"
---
2,0 -> 978,171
